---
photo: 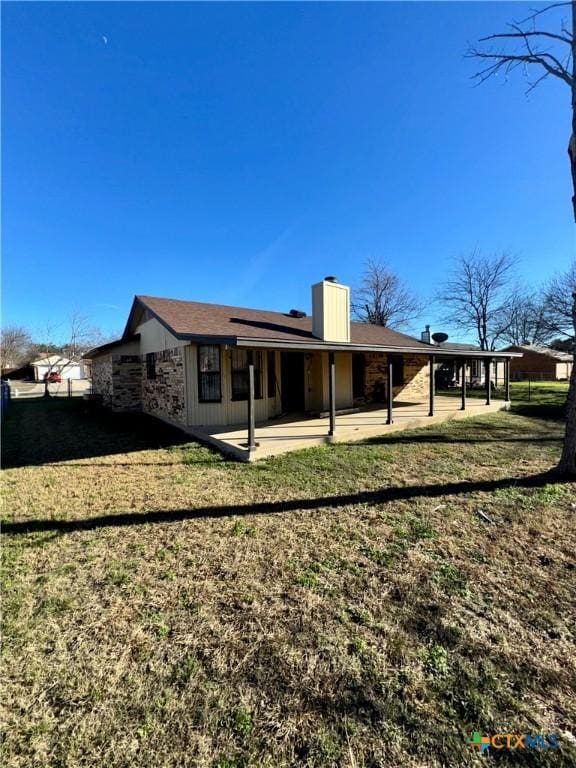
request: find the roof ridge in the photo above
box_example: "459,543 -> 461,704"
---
137,294 -> 305,318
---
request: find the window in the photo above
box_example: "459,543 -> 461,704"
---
231,349 -> 262,400
267,351 -> 276,398
198,345 -> 221,403
146,352 -> 156,380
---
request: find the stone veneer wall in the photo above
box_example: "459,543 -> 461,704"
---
91,356 -> 113,406
111,355 -> 142,412
141,347 -> 185,424
362,352 -> 429,402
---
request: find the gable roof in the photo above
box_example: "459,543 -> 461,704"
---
111,294 -> 522,358
83,334 -> 141,360
127,294 -> 435,351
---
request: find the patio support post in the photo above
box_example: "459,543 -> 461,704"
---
461,359 -> 467,410
428,355 -> 435,416
328,351 -> 336,436
505,358 -> 511,403
386,356 -> 394,424
247,351 -> 256,450
485,358 -> 492,406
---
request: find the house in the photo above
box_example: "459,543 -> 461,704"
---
85,278 -> 521,459
500,344 -> 573,381
31,355 -> 86,381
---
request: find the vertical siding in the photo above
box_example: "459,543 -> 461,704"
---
335,352 -> 353,408
304,351 -> 353,412
311,281 -> 350,342
185,345 -> 281,427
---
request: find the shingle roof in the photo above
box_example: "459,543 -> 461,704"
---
134,295 -> 434,350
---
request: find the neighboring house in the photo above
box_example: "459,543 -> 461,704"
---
500,344 -> 574,381
85,279 -> 519,446
32,355 -> 86,381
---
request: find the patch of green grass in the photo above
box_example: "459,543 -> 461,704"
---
230,520 -> 256,538
172,655 -> 199,686
432,563 -> 468,596
233,707 -> 253,739
361,542 -> 406,567
424,644 -> 450,678
40,594 -> 75,614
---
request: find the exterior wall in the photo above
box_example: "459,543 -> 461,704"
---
556,361 -> 573,380
311,281 -> 351,343
91,356 -> 114,406
304,351 -> 353,412
509,350 -> 558,381
361,352 -> 429,402
91,352 -> 142,411
335,352 -> 353,408
111,355 -> 142,411
396,354 -> 429,400
185,345 -> 281,427
136,317 -> 188,355
142,347 -> 186,424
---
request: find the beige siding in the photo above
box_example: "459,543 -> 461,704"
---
185,345 -> 281,427
311,281 -> 350,342
136,317 -> 188,354
304,351 -> 353,412
335,352 -> 353,408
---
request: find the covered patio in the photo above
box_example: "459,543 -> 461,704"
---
186,393 -> 509,461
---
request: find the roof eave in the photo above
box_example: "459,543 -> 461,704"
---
234,337 -> 523,357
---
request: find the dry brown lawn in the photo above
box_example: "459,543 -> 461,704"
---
2,397 -> 576,767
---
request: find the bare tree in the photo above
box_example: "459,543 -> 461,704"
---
468,2 -> 575,220
499,289 -> 551,346
543,264 -> 576,473
469,4 -> 576,474
0,326 -> 32,370
436,250 -> 517,350
35,313 -> 105,397
352,259 -> 422,329
542,260 -> 576,338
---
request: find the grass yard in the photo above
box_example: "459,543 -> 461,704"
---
439,380 -> 569,410
2,392 -> 576,767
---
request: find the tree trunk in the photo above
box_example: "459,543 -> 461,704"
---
558,2 -> 576,474
558,292 -> 576,475
571,1 -> 576,222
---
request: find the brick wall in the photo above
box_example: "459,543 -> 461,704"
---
510,351 -> 558,381
142,348 -> 185,423
91,354 -> 143,411
91,356 -> 113,406
362,352 -> 429,402
111,355 -> 142,411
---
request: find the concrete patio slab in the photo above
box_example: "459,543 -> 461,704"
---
184,396 -> 509,461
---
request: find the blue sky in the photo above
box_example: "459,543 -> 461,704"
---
2,1 -> 574,341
